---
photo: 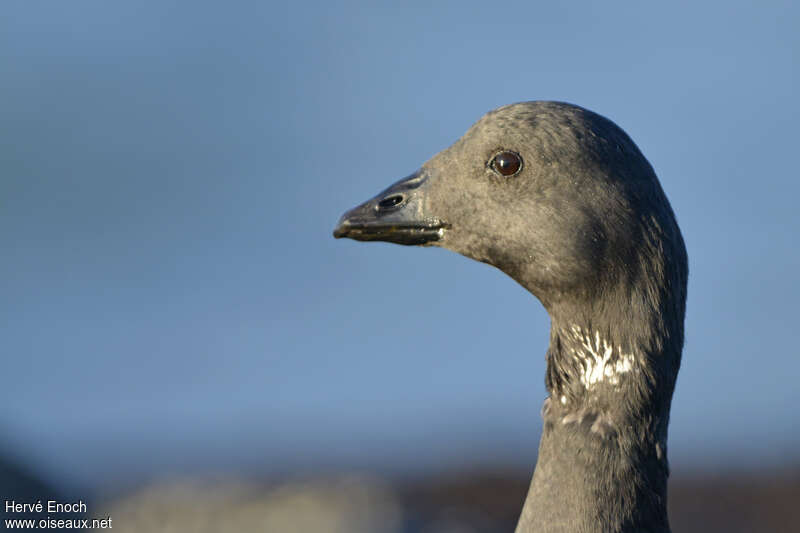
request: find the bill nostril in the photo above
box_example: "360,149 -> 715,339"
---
378,194 -> 405,209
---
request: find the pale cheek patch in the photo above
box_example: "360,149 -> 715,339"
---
569,326 -> 635,388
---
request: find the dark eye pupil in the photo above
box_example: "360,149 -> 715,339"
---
492,151 -> 521,176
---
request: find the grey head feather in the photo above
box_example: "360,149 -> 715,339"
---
335,101 -> 687,533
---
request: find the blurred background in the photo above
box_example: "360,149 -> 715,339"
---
2,1 -> 798,531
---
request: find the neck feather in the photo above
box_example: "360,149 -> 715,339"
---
516,301 -> 682,533
512,194 -> 687,532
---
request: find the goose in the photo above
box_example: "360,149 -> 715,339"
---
333,101 -> 687,533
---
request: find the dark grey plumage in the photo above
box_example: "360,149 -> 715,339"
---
334,101 -> 688,533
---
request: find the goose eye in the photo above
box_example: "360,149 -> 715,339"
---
490,151 -> 522,176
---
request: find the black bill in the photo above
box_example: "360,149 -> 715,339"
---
333,170 -> 448,246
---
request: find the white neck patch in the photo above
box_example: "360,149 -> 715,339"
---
568,326 -> 635,388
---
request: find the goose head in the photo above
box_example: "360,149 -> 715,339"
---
334,101 -> 687,533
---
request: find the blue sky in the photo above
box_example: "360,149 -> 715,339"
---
1,1 -> 798,491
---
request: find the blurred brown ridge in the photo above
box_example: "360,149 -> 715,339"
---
87,468 -> 800,533
3,458 -> 799,532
